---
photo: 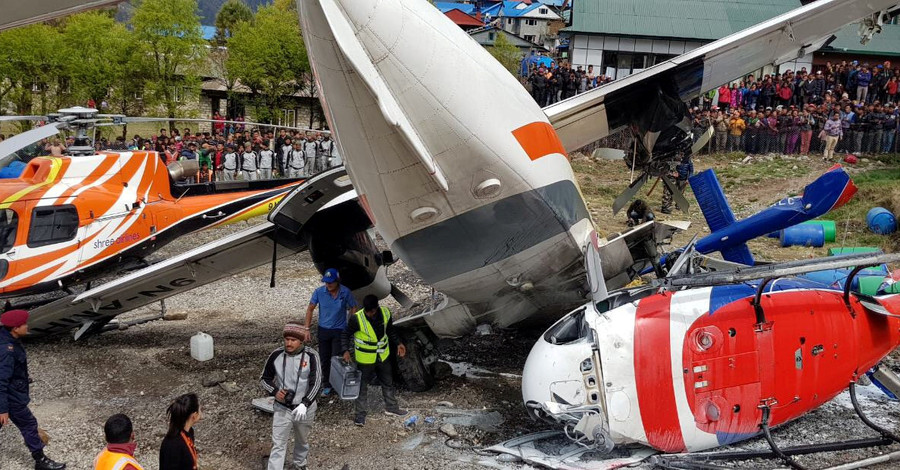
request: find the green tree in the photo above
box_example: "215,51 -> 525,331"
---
214,0 -> 252,46
0,24 -> 65,127
62,11 -> 133,107
226,4 -> 308,123
488,31 -> 521,76
131,0 -> 206,127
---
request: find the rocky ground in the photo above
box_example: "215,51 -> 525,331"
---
2,153 -> 900,469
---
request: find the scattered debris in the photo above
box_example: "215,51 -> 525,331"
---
437,408 -> 505,432
445,361 -> 521,380
400,432 -> 426,451
202,373 -> 226,387
440,424 -> 459,438
251,397 -> 275,414
38,428 -> 50,445
476,324 -> 493,336
219,381 -> 239,393
486,431 -> 656,470
436,401 -> 454,408
162,311 -> 189,321
404,415 -> 419,429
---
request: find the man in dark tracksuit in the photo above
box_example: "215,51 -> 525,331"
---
341,295 -> 408,426
0,310 -> 66,470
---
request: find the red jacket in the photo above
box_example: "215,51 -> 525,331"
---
718,86 -> 731,104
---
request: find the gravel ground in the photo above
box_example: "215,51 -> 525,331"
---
1,207 -> 900,469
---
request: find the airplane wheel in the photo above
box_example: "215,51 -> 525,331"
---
397,330 -> 437,392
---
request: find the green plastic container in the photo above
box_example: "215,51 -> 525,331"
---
827,247 -> 881,256
857,276 -> 885,296
801,220 -> 836,242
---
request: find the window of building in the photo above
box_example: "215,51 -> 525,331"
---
526,19 -> 537,26
524,35 -> 536,43
539,8 -> 548,14
507,18 -> 514,25
27,206 -> 78,248
489,32 -> 495,41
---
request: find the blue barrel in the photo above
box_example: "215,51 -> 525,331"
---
780,224 -> 825,247
867,207 -> 897,235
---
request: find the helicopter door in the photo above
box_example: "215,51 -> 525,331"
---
0,208 -> 21,286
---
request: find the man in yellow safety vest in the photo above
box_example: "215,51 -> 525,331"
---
342,295 -> 408,426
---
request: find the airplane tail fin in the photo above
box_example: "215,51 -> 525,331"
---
689,169 -> 755,266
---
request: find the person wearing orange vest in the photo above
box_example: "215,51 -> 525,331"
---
94,414 -> 144,470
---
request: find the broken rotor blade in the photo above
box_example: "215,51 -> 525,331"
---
691,126 -> 715,155
661,175 -> 690,214
612,173 -> 649,215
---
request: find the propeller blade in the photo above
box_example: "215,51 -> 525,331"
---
591,148 -> 626,161
661,175 -> 690,214
0,115 -> 48,122
612,173 -> 649,215
691,126 -> 714,155
390,283 -> 415,310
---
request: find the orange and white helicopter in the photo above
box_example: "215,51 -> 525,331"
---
0,107 -> 397,338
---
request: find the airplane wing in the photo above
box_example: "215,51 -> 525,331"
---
0,0 -> 124,31
26,168 -> 355,339
546,0 -> 900,152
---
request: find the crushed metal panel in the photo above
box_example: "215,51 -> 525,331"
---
486,431 -> 656,470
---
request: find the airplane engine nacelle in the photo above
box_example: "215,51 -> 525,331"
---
303,198 -> 391,301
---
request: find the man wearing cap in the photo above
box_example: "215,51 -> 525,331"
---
305,268 -> 357,397
260,323 -> 322,470
0,310 -> 67,470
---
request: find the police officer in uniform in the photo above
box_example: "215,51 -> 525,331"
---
0,309 -> 67,470
341,295 -> 408,426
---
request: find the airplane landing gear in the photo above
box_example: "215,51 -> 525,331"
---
396,327 -> 439,392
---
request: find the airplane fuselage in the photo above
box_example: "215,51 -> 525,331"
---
300,0 -> 594,333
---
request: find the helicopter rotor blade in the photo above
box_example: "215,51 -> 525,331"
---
0,122 -> 65,162
0,115 -> 49,122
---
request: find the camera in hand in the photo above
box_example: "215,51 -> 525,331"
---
283,389 -> 296,404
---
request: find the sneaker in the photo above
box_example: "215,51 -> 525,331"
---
354,415 -> 366,426
384,408 -> 409,417
320,387 -> 333,397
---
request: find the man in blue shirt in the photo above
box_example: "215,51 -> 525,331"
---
305,268 -> 357,397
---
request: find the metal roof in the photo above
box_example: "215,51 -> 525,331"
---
566,0 -> 802,41
824,23 -> 900,57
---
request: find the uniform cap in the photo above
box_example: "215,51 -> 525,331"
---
1,309 -> 28,328
321,268 -> 339,283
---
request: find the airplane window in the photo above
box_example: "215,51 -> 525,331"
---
544,308 -> 589,345
27,206 -> 79,248
0,209 -> 17,254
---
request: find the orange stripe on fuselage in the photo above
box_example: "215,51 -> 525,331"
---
511,122 -> 568,161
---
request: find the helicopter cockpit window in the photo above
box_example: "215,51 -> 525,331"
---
0,209 -> 18,254
27,206 -> 79,248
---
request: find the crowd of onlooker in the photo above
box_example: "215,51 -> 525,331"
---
523,57 -> 900,158
18,117 -> 342,184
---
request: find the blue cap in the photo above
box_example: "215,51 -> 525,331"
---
322,268 -> 339,283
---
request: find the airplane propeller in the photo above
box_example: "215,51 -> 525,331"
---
610,125 -> 713,215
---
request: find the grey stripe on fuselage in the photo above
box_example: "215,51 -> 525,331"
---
391,180 -> 589,284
